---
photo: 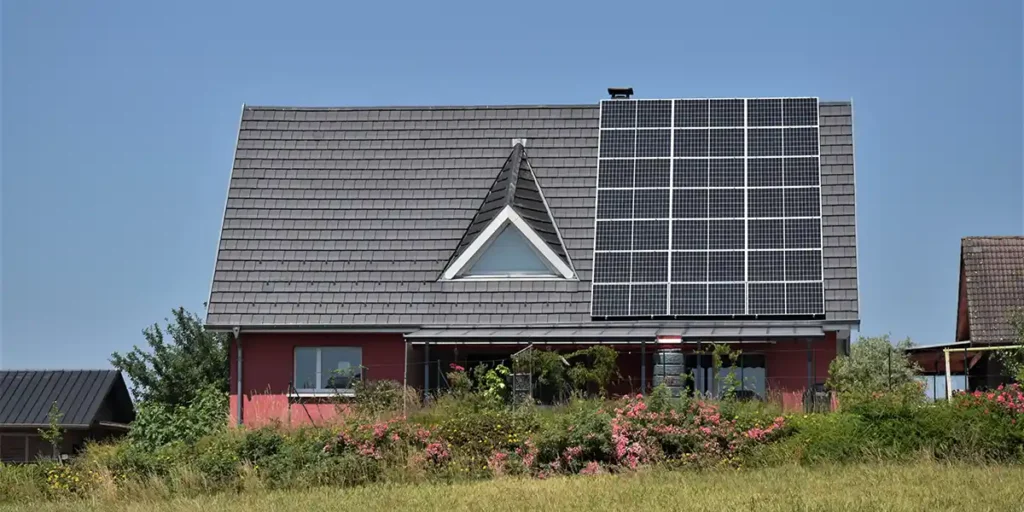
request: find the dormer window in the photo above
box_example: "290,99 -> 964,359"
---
442,143 -> 575,281
444,206 -> 573,279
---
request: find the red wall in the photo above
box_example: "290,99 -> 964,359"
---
229,332 -> 406,426
230,332 -> 840,425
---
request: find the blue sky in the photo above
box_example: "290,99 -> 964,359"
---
2,1 -> 1021,369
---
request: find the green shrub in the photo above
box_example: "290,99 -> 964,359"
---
238,427 -> 285,464
534,398 -> 612,466
193,430 -> 244,486
129,386 -> 227,451
430,407 -> 538,458
769,398 -> 1024,466
718,397 -> 783,432
255,427 -> 335,487
351,379 -> 409,416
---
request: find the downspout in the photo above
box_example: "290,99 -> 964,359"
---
403,338 -> 409,417
234,326 -> 242,426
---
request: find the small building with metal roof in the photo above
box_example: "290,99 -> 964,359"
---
0,370 -> 135,463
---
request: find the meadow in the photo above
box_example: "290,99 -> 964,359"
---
3,462 -> 1022,512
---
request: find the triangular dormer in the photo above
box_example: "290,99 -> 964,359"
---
443,143 -> 575,280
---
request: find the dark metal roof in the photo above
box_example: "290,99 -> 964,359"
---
0,370 -> 135,428
958,236 -> 1024,344
447,143 -> 570,269
206,101 -> 859,330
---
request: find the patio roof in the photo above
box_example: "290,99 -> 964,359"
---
405,323 -> 825,342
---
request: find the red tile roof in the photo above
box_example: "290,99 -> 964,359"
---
960,236 -> 1024,344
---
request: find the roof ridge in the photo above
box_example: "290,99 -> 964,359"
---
244,104 -> 597,111
245,101 -> 854,111
963,236 -> 1024,241
504,144 -> 525,208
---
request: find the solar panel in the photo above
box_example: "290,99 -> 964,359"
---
592,97 -> 824,317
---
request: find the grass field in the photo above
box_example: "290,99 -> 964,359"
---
5,463 -> 1023,512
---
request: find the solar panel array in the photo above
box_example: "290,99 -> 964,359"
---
591,98 -> 824,317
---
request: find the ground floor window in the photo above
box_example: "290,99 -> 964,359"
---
683,353 -> 767,399
294,347 -> 362,394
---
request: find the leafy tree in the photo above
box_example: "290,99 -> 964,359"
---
111,307 -> 228,407
38,401 -> 64,462
827,334 -> 921,394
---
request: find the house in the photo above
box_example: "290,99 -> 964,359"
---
206,92 -> 860,425
0,370 -> 135,462
908,236 -> 1024,395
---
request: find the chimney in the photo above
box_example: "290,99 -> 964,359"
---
607,87 -> 634,99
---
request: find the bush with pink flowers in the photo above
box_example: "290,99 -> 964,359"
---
528,394 -> 788,474
954,384 -> 1024,419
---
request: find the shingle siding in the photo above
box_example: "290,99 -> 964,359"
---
207,102 -> 860,328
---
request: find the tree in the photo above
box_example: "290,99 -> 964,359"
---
38,401 -> 64,462
110,307 -> 228,407
827,334 -> 921,394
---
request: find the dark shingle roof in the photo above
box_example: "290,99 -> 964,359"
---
207,101 -> 859,329
0,370 -> 134,428
960,236 -> 1024,344
448,143 -> 570,270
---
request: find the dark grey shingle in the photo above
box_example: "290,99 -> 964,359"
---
208,102 -> 858,328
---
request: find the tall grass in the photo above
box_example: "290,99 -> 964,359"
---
7,463 -> 1023,512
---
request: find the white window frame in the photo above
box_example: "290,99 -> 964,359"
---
443,205 -> 575,280
293,347 -> 362,397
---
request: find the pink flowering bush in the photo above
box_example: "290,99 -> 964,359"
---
611,394 -> 787,468
446,363 -> 472,396
323,416 -> 453,469
955,384 -> 1024,419
532,394 -> 787,473
579,461 -> 603,475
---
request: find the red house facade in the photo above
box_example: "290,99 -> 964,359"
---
208,94 -> 860,426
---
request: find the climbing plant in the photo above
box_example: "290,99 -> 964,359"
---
567,346 -> 619,395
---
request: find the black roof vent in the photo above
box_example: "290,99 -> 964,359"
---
607,87 -> 634,99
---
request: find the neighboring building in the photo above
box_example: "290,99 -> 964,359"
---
909,236 -> 1024,393
0,370 -> 135,462
206,92 -> 861,425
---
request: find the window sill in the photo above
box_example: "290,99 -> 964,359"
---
291,390 -> 356,398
